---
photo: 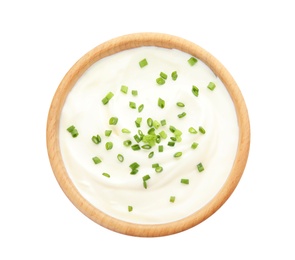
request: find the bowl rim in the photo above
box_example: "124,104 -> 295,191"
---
46,32 -> 250,237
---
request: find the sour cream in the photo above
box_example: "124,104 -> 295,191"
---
59,46 -> 239,224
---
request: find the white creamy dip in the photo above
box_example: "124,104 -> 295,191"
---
59,46 -> 239,224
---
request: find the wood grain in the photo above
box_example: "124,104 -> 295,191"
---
46,33 -> 250,237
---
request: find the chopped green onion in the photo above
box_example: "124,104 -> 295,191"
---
207,82 -> 216,91
131,144 -> 141,151
156,77 -> 165,85
129,162 -> 140,169
156,135 -> 161,144
142,175 -> 151,181
171,71 -> 178,81
142,144 -> 152,149
128,205 -> 133,212
120,85 -> 128,94
148,151 -> 154,158
147,128 -> 155,135
102,92 -> 114,105
169,125 -> 176,133
174,152 -> 182,158
170,196 -> 176,203
123,140 -> 132,147
181,179 -> 189,184
143,181 -> 148,189
199,126 -> 206,134
135,117 -> 142,128
132,90 -> 138,96
191,142 -> 199,149
67,125 -> 79,138
129,101 -> 136,109
160,119 -> 166,126
176,102 -> 185,107
188,56 -> 198,66
92,156 -> 102,164
170,136 -> 176,141
159,130 -> 167,139
168,141 -> 175,147
102,172 -> 110,178
117,154 -> 124,162
109,117 -> 118,125
152,163 -> 159,168
189,127 -> 198,134
105,142 -> 113,150
139,58 -> 148,68
105,130 -> 112,137
121,128 -> 131,134
142,134 -> 157,147
160,72 -> 167,80
130,169 -> 138,175
155,166 -> 163,173
138,130 -> 144,137
177,112 -> 186,118
158,98 -> 165,109
134,134 -> 142,143
67,125 -> 75,132
153,120 -> 160,129
158,145 -> 164,152
192,85 -> 199,97
138,104 -> 144,113
91,135 -> 101,144
197,163 -> 204,172
147,118 -> 153,127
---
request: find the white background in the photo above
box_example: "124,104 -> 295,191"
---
1,0 -> 294,259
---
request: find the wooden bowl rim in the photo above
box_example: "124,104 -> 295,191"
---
46,32 -> 250,237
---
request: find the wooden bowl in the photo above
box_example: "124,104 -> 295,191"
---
46,33 -> 250,237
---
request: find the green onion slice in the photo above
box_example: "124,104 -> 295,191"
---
91,135 -> 101,144
207,82 -> 216,91
123,140 -> 132,147
174,152 -> 182,158
181,179 -> 189,184
199,126 -> 206,134
117,154 -> 124,162
102,92 -> 114,105
171,71 -> 178,81
109,117 -> 118,125
192,85 -> 199,97
102,172 -> 110,178
191,142 -> 199,149
176,102 -> 185,107
138,104 -> 144,113
156,77 -> 165,85
105,142 -> 113,150
170,196 -> 176,203
132,90 -> 138,96
105,130 -> 112,137
67,125 -> 79,138
160,72 -> 167,80
148,151 -> 154,158
158,98 -> 165,109
188,57 -> 198,66
121,128 -> 131,134
197,163 -> 204,172
129,101 -> 136,109
139,58 -> 148,68
92,156 -> 102,164
120,85 -> 128,94
189,127 -> 197,134
178,112 -> 186,118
